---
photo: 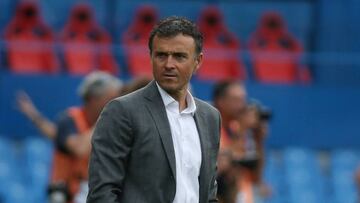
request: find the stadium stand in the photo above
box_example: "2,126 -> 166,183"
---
1,0 -> 360,203
60,3 -> 119,75
122,5 -> 158,77
3,1 -> 59,74
248,11 -> 310,83
196,5 -> 246,81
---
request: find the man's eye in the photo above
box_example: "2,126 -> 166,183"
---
156,53 -> 167,59
174,54 -> 187,60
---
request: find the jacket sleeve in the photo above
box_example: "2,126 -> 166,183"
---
87,99 -> 133,203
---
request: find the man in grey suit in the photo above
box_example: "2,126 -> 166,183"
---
87,16 -> 221,203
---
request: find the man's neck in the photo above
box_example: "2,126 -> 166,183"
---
158,84 -> 188,112
168,90 -> 187,112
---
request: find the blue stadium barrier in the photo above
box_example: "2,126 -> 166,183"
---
1,73 -> 360,148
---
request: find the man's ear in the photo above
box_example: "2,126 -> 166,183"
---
194,52 -> 203,73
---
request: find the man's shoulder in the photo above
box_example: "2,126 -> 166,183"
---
194,98 -> 219,115
110,85 -> 150,109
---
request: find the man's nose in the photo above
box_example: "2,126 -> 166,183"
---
164,55 -> 176,69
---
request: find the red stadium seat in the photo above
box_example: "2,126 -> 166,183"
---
61,4 -> 119,75
197,6 -> 246,81
248,12 -> 311,83
122,5 -> 158,77
4,2 -> 59,74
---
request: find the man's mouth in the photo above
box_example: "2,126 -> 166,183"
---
163,73 -> 177,78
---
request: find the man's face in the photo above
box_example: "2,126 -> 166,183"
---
151,34 -> 202,96
222,84 -> 247,120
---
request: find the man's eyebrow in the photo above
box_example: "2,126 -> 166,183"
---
153,51 -> 167,55
173,52 -> 188,56
154,50 -> 167,53
154,51 -> 188,55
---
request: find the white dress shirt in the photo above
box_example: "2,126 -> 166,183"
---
157,83 -> 202,203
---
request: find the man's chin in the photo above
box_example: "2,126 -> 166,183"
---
161,85 -> 177,94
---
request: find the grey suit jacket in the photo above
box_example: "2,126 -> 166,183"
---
87,81 -> 221,203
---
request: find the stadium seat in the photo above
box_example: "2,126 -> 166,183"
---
60,3 -> 119,75
0,157 -> 12,194
331,149 -> 359,203
0,137 -> 15,184
3,1 -> 59,74
283,148 -> 327,203
0,137 -> 30,203
197,6 -> 246,81
263,150 -> 287,203
122,5 -> 158,78
23,136 -> 53,203
4,181 -> 30,203
248,11 -> 310,84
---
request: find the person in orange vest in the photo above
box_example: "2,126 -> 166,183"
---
17,71 -> 118,203
15,72 -> 122,203
48,71 -> 122,203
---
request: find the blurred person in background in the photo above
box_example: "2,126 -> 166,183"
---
16,71 -> 122,203
231,101 -> 271,203
212,80 -> 247,150
49,71 -> 122,203
213,81 -> 271,203
16,76 -> 151,202
213,80 -> 247,203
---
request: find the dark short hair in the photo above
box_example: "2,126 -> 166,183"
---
148,16 -> 203,55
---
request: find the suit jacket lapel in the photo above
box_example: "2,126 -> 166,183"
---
144,81 -> 176,179
194,104 -> 210,203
